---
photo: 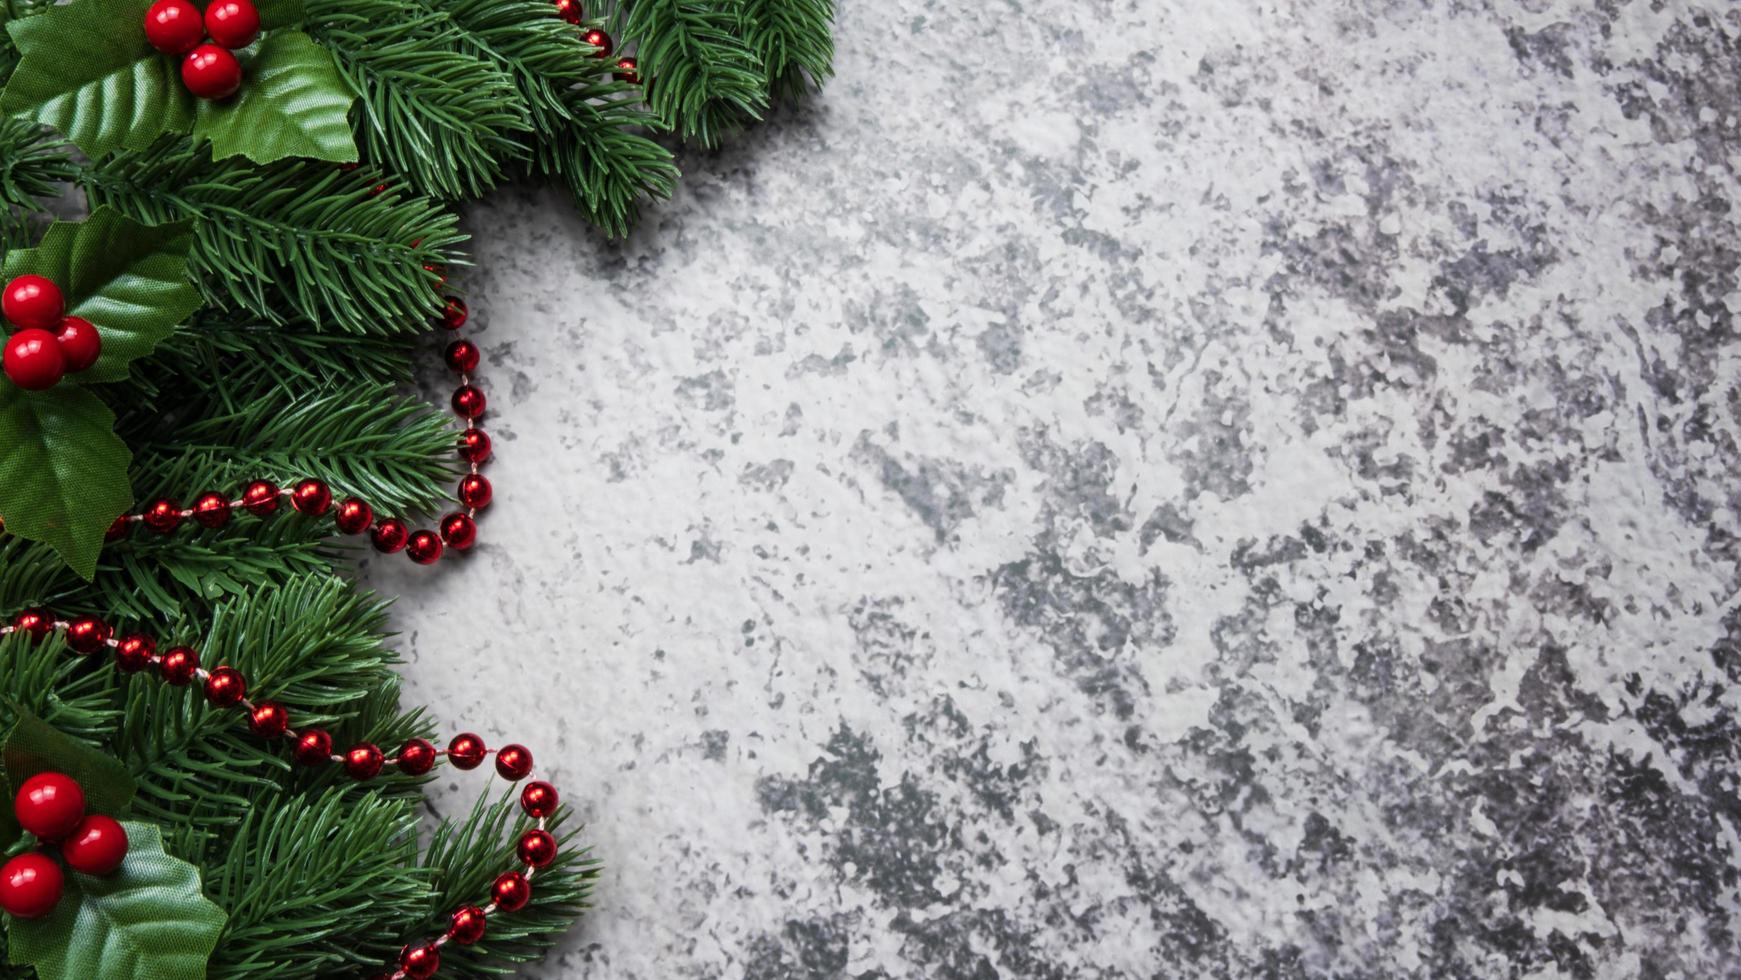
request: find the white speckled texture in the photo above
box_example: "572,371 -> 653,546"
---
364,2 -> 1741,977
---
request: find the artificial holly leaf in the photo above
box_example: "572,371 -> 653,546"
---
193,31 -> 359,165
0,385 -> 132,580
1,207 -> 200,384
0,708 -> 136,849
0,0 -> 194,160
8,822 -> 226,980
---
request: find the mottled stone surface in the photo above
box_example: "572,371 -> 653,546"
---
365,2 -> 1741,977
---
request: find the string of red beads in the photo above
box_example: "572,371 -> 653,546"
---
1,612 -> 562,980
98,294 -> 492,565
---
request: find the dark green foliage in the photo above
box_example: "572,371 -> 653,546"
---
81,139 -> 463,336
614,0 -> 769,146
739,0 -> 835,101
0,0 -> 833,973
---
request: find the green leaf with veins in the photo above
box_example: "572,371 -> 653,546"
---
8,822 -> 226,980
0,385 -> 133,581
193,31 -> 358,165
1,207 -> 200,384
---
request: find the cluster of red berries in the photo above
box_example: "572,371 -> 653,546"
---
550,1 -> 639,84
2,276 -> 101,391
0,773 -> 130,919
144,0 -> 262,101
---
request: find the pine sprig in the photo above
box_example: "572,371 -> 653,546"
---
80,139 -> 465,335
434,0 -> 678,233
738,0 -> 834,101
306,0 -> 533,200
614,0 -> 770,145
0,118 -> 74,245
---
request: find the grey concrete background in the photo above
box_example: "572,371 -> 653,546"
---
365,2 -> 1741,977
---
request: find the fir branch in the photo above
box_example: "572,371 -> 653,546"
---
80,139 -> 466,335
738,0 -> 834,101
148,307 -> 420,393
614,0 -> 770,146
0,118 -> 75,244
419,791 -> 598,977
434,0 -> 678,234
118,382 -> 461,519
305,0 -> 534,200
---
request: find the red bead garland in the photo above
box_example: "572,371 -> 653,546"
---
0,613 -> 569,980
86,286 -> 496,569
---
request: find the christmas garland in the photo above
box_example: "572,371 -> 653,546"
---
0,0 -> 833,976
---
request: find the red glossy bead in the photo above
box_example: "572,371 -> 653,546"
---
406,530 -> 443,565
583,28 -> 613,57
554,0 -> 582,23
424,263 -> 445,285
439,512 -> 477,551
143,0 -> 204,55
2,275 -> 63,331
290,478 -> 332,516
518,828 -> 557,868
448,904 -> 488,945
241,480 -> 280,516
459,474 -> 492,510
443,339 -> 480,373
192,491 -> 231,528
114,634 -> 155,672
396,738 -> 436,775
334,498 -> 372,534
64,617 -> 110,655
495,744 -> 533,781
160,646 -> 199,685
448,733 -> 486,770
614,56 -> 639,84
521,781 -> 559,819
104,515 -> 132,542
61,815 -> 128,875
452,384 -> 486,419
459,429 -> 492,464
400,942 -> 440,979
249,701 -> 289,739
204,666 -> 246,707
4,329 -> 65,390
0,853 -> 62,919
10,608 -> 51,640
182,44 -> 243,100
204,0 -> 260,49
371,182 -> 388,197
54,316 -> 101,373
492,871 -> 531,911
441,296 -> 468,330
16,773 -> 84,842
142,498 -> 183,534
370,518 -> 409,553
294,729 -> 333,766
344,743 -> 384,780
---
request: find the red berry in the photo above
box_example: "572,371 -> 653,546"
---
203,0 -> 261,49
182,44 -> 242,100
54,316 -> 101,373
0,853 -> 62,919
4,329 -> 66,391
61,815 -> 128,875
143,0 -> 203,55
15,773 -> 85,842
3,275 -> 63,330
